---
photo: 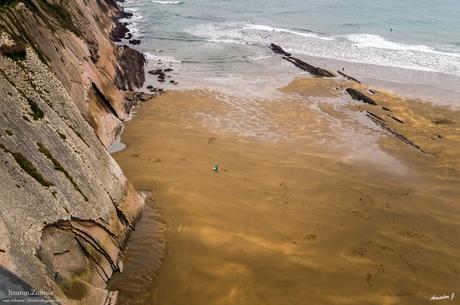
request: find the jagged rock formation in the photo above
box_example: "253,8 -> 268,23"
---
0,1 -> 149,304
269,43 -> 291,57
269,43 -> 335,77
346,88 -> 378,105
365,111 -> 427,154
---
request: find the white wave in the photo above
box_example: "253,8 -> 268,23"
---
145,52 -> 182,63
152,1 -> 183,4
243,24 -> 334,41
345,34 -> 434,52
186,21 -> 460,74
247,55 -> 272,61
186,22 -> 333,47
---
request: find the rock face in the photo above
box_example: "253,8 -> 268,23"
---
114,45 -> 146,92
0,1 -> 148,304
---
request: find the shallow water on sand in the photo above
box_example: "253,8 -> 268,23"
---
111,79 -> 460,305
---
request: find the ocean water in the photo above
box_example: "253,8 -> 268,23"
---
119,0 -> 460,103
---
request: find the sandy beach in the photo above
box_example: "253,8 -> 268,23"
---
109,76 -> 460,305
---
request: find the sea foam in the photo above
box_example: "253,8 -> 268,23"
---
152,1 -> 184,4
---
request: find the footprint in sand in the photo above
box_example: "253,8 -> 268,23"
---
265,182 -> 290,205
278,182 -> 290,205
365,264 -> 385,288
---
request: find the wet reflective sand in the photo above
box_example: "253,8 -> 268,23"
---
110,78 -> 460,305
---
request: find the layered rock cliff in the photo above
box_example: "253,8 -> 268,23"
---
0,0 -> 149,304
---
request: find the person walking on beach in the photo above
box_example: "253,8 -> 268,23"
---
213,164 -> 219,174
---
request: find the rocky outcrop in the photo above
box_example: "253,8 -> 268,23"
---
365,111 -> 427,154
269,43 -> 291,57
0,0 -> 150,304
114,45 -> 146,91
346,88 -> 378,105
337,71 -> 361,83
270,43 -> 335,77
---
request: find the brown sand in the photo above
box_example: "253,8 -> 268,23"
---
110,78 -> 460,305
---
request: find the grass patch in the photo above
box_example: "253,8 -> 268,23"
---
0,141 -> 54,187
0,0 -> 17,7
27,98 -> 44,120
55,272 -> 89,300
38,142 -> 87,201
0,141 -> 53,187
11,152 -> 53,187
58,131 -> 66,140
0,41 -> 26,60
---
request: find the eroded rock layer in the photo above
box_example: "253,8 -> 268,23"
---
0,1 -> 148,304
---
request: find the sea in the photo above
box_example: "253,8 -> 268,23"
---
118,0 -> 460,105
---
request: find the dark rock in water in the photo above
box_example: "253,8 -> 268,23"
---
346,88 -> 377,105
111,20 -> 130,42
169,80 -> 175,83
366,111 -> 427,153
148,69 -> 165,77
369,89 -> 377,94
283,56 -> 335,77
164,68 -> 173,72
158,79 -> 165,83
146,85 -> 153,89
337,71 -> 361,83
140,93 -> 156,101
269,43 -> 334,77
118,11 -> 133,19
270,43 -> 291,56
129,39 -> 141,45
125,91 -> 158,104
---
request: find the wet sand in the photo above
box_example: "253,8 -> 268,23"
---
110,78 -> 460,305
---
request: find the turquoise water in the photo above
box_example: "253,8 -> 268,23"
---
120,0 -> 460,100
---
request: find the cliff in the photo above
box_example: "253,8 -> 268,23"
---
0,0 -> 150,304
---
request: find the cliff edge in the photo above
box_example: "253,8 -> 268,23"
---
0,0 -> 149,304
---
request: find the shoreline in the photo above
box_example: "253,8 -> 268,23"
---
137,44 -> 460,109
